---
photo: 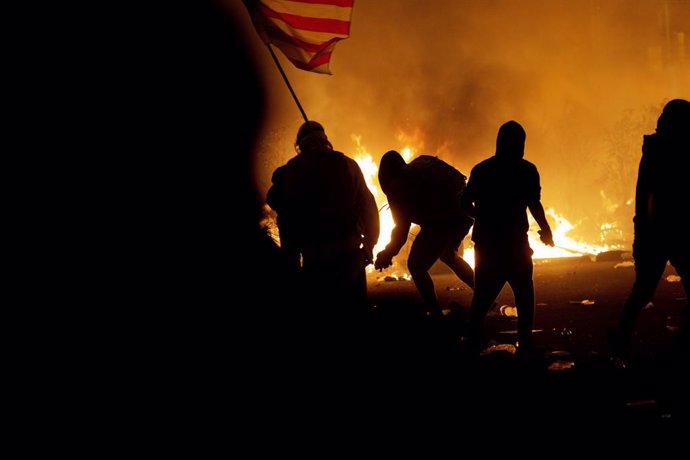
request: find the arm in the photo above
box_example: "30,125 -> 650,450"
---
631,136 -> 656,259
374,203 -> 411,270
266,166 -> 301,271
353,165 -> 380,264
634,136 -> 654,238
385,208 -> 411,255
528,201 -> 554,246
526,166 -> 554,246
265,166 -> 285,214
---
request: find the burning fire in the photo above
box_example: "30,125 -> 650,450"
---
352,136 -> 620,271
529,209 -> 618,259
352,136 -> 415,257
263,135 -> 623,273
460,210 -> 620,268
353,136 -> 417,276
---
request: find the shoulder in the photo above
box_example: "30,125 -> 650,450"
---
284,153 -> 303,168
520,159 -> 539,174
271,164 -> 287,183
333,151 -> 367,176
335,151 -> 360,168
642,133 -> 663,156
334,150 -> 353,162
471,157 -> 494,173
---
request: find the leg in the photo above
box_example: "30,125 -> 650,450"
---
680,273 -> 690,357
408,226 -> 447,313
611,250 -> 667,358
440,241 -> 475,289
668,253 -> 690,418
670,254 -> 690,358
618,255 -> 667,336
343,249 -> 368,312
507,255 -> 535,350
439,223 -> 474,289
468,247 -> 505,350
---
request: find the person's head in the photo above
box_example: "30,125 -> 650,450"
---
378,150 -> 407,195
295,120 -> 332,153
656,99 -> 690,138
495,120 -> 526,160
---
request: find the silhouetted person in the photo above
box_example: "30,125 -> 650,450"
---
266,121 -> 379,320
374,151 -> 475,317
462,121 -> 554,353
610,99 -> 690,362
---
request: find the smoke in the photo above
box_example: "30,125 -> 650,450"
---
232,0 -> 689,244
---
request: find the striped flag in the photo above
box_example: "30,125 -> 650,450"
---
244,0 -> 354,74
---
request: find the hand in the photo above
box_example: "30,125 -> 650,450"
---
374,250 -> 393,271
538,228 -> 554,247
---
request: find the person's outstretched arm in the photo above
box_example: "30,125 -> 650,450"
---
526,166 -> 554,246
374,203 -> 411,270
528,201 -> 554,246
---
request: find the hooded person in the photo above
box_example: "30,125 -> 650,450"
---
610,99 -> 690,362
374,150 -> 475,318
461,120 -> 554,353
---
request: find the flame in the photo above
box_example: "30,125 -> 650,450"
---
263,136 -> 419,273
529,208 -> 619,259
268,135 -> 623,273
400,147 -> 413,162
461,209 -> 620,268
462,246 -> 475,268
353,137 -> 620,271
353,136 -> 418,257
353,136 -> 420,275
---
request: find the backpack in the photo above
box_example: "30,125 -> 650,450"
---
409,155 -> 467,196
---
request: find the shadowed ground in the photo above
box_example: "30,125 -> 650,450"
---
352,255 -> 687,434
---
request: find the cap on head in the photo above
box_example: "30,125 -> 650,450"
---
496,120 -> 526,160
296,120 -> 325,144
657,99 -> 690,137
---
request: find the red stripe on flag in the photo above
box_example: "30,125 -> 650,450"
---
244,0 -> 352,73
288,50 -> 333,71
264,22 -> 339,53
259,4 -> 351,35
283,0 -> 353,7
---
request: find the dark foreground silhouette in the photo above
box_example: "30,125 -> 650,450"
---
611,99 -> 690,361
375,151 -> 475,317
462,121 -> 554,353
112,3 -> 689,444
266,120 -> 379,326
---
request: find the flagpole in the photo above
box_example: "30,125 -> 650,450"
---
267,44 -> 309,122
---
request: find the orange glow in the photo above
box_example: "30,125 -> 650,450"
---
463,208 -> 622,268
352,135 -> 620,272
529,208 -> 619,259
245,0 -> 688,265
353,136 -> 419,274
269,135 -> 624,272
245,0 -> 688,277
